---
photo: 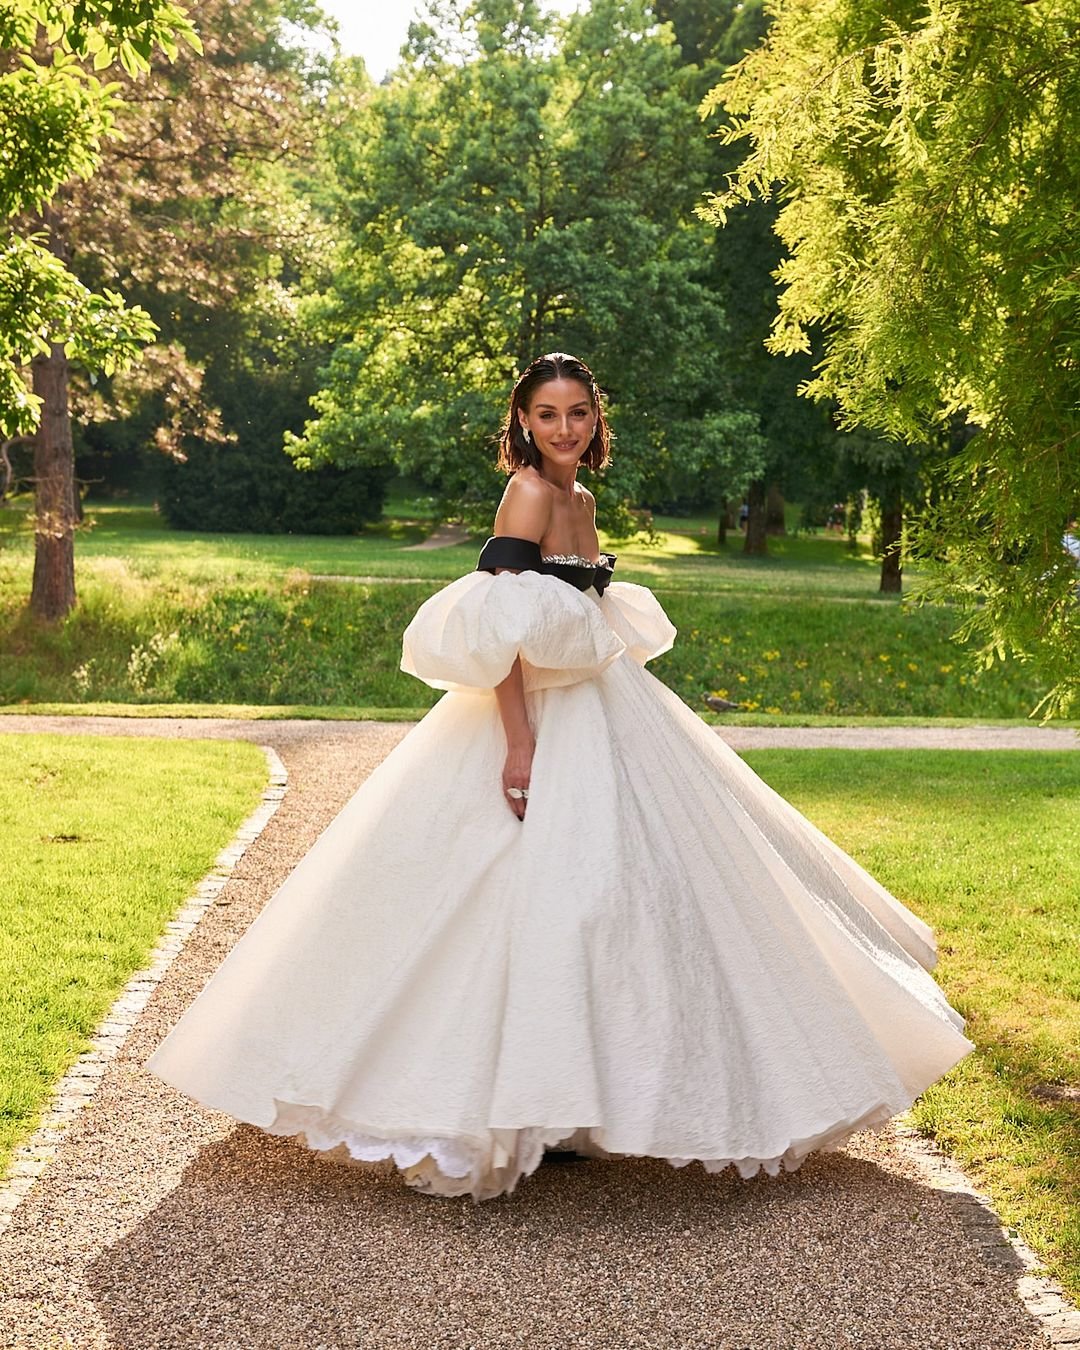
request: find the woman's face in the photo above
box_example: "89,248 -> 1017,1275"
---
519,378 -> 595,470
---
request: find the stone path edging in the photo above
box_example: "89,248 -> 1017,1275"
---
0,745 -> 288,1239
892,1123 -> 1080,1346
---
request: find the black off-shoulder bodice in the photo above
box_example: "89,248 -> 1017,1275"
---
476,535 -> 617,596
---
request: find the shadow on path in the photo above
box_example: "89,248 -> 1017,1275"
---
83,1126 -> 1044,1350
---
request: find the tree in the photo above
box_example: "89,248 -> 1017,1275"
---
2,0 -> 202,618
14,0 -> 339,613
289,0 -> 764,532
702,0 -> 1080,707
655,0 -> 840,556
62,1 -> 391,535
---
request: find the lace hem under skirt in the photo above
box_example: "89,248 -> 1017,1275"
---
266,1099 -> 903,1203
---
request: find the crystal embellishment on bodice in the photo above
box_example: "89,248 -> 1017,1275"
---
474,536 -> 617,595
541,553 -> 601,567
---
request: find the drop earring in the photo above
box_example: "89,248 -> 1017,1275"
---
523,427 -> 532,444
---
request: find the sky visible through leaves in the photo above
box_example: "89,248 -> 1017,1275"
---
317,0 -> 581,77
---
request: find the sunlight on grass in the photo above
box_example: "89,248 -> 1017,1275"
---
0,734 -> 268,1175
746,748 -> 1080,1301
0,502 -> 1048,715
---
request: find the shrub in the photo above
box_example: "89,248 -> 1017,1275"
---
160,439 -> 393,535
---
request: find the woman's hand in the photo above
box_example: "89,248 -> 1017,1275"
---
502,734 -> 534,820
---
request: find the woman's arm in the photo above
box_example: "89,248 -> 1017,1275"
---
494,657 -> 532,820
492,475 -> 551,820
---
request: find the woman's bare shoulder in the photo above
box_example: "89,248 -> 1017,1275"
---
494,470 -> 553,539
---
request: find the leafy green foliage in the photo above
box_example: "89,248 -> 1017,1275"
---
0,0 -> 200,436
0,0 -> 200,64
0,239 -> 156,437
159,437 -> 392,535
0,52 -> 115,216
57,0 -> 351,551
701,0 -> 1080,713
650,0 -> 843,525
289,0 -> 766,528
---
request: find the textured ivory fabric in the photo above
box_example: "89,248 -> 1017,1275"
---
145,572 -> 974,1202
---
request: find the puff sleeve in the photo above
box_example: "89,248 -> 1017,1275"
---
400,571 -> 627,694
600,582 -> 677,665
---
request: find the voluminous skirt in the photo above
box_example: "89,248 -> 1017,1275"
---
146,571 -> 974,1201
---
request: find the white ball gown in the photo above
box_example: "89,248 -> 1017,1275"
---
145,535 -> 974,1202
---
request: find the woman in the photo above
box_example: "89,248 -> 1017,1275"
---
146,352 -> 973,1202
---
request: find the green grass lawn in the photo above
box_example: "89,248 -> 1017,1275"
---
0,500 -> 1050,717
747,748 -> 1080,1301
0,733 -> 269,1175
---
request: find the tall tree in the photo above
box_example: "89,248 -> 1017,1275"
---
656,0 -> 840,556
702,0 -> 1080,704
2,0 -> 200,618
289,0 -> 765,531
16,0 -> 329,616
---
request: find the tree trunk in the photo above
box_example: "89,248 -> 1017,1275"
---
30,341 -> 77,620
879,487 -> 903,593
717,496 -> 727,547
743,478 -> 768,556
765,483 -> 786,535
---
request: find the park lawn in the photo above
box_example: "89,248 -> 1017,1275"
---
0,496 -> 912,596
0,733 -> 269,1176
0,503 -> 1050,716
745,748 -> 1080,1302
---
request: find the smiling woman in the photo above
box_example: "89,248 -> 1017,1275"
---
145,351 -> 974,1205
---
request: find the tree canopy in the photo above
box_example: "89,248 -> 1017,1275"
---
1,0 -> 199,438
702,0 -> 1080,713
287,0 -> 766,531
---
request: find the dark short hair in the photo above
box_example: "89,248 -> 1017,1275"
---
496,352 -> 612,474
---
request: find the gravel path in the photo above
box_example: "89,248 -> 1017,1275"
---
0,711 -> 1076,751
0,714 -> 1072,1348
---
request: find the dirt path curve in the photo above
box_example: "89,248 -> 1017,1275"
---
402,521 -> 471,551
0,715 -> 1069,1348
